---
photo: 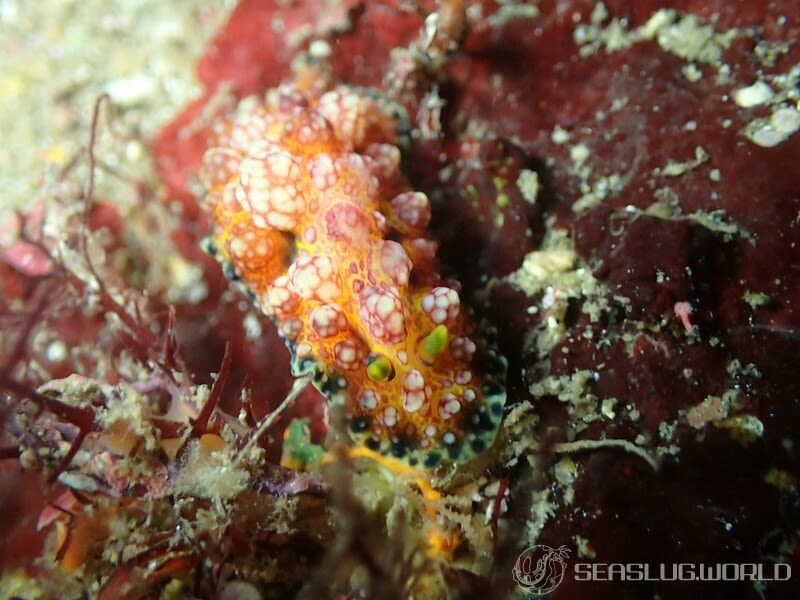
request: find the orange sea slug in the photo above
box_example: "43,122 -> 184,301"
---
199,61 -> 506,469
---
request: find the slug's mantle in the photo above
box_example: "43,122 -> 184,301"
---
198,60 -> 506,469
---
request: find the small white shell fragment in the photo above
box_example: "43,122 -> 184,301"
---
746,106 -> 800,147
104,74 -> 157,107
570,143 -> 590,164
733,81 -> 774,108
309,39 -> 331,58
771,106 -> 800,134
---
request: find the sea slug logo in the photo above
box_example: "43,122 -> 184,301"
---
513,544 -> 571,595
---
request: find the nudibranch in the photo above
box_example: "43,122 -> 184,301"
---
198,60 -> 506,469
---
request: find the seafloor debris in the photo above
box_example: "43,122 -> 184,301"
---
2,1 -> 799,599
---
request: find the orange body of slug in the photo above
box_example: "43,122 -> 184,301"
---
199,64 -> 505,468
